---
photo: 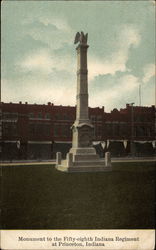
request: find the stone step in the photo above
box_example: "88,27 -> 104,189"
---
68,166 -> 111,173
73,160 -> 105,167
55,158 -> 112,173
73,154 -> 99,161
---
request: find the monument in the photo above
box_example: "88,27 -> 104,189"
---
56,32 -> 112,172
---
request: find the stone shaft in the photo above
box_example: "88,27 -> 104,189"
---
76,44 -> 89,123
71,40 -> 94,150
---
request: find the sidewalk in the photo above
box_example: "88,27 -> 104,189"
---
0,159 -> 55,166
112,156 -> 156,163
0,157 -> 155,166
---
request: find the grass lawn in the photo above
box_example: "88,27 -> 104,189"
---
1,162 -> 155,229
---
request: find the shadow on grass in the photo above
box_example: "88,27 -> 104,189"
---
1,162 -> 155,229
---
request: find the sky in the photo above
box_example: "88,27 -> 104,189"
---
1,0 -> 155,112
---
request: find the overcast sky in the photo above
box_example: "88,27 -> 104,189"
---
1,0 -> 155,112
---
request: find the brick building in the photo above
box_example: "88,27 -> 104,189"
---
0,102 -> 155,160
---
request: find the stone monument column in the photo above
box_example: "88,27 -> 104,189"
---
76,42 -> 89,122
70,32 -> 96,156
56,31 -> 112,172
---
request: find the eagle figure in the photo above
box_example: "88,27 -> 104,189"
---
74,31 -> 88,45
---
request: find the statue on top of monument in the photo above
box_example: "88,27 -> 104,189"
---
74,31 -> 88,45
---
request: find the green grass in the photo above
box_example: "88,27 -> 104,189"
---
1,162 -> 155,229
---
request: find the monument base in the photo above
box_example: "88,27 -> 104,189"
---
55,149 -> 112,173
56,160 -> 111,173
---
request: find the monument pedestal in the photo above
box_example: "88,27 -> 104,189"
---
56,150 -> 112,173
57,161 -> 111,173
56,122 -> 111,172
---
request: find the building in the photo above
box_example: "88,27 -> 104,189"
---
0,102 -> 155,160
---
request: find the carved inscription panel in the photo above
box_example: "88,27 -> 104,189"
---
79,125 -> 93,147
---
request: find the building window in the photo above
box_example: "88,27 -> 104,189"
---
29,123 -> 35,135
54,124 -> 60,136
147,127 -> 151,137
44,124 -> 51,136
62,125 -> 70,137
55,114 -> 60,120
97,115 -> 102,121
120,124 -> 127,136
106,124 -> 112,135
36,123 -> 43,134
63,113 -> 68,120
29,113 -> 34,118
29,123 -> 51,136
113,124 -> 119,136
97,126 -> 102,137
90,115 -> 96,122
45,113 -> 51,119
3,123 -> 9,136
3,112 -> 18,120
70,115 -> 75,121
137,126 -> 145,136
38,112 -> 42,119
12,123 -> 17,135
3,122 -> 17,136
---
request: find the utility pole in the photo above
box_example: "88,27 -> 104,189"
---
130,103 -> 135,157
139,84 -> 141,106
